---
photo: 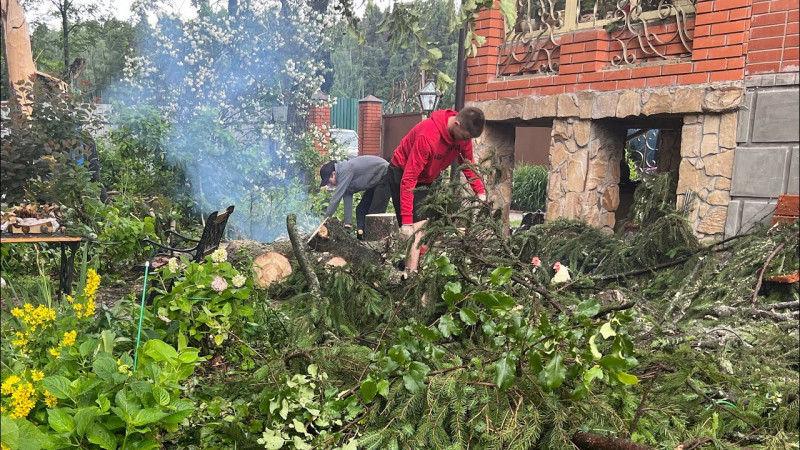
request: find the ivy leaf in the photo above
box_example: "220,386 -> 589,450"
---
614,371 -> 640,385
584,365 -> 604,384
494,354 -> 516,391
599,322 -> 616,339
589,335 -> 603,360
574,299 -> 600,319
403,361 -> 430,393
442,281 -> 464,306
377,379 -> 390,398
490,267 -> 512,286
360,379 -> 378,403
538,351 -> 566,391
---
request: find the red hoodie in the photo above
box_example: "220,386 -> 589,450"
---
390,109 -> 485,225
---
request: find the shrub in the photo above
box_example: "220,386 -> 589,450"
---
0,269 -> 201,449
1,82 -> 101,205
511,164 -> 548,212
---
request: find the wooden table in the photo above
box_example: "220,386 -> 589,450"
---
0,234 -> 84,297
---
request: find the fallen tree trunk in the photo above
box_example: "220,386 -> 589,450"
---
287,213 -> 319,296
307,217 -> 383,269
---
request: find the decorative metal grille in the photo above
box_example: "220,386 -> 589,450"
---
498,0 -> 696,76
625,129 -> 659,176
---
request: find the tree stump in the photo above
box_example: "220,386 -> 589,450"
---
364,213 -> 398,241
252,251 -> 292,288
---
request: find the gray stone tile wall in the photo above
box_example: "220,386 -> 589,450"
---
727,74 -> 800,236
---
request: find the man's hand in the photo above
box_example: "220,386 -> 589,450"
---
399,224 -> 415,239
477,192 -> 487,202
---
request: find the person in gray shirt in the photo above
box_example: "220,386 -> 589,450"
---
320,155 -> 391,240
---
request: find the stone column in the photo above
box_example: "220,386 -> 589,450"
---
676,113 -> 736,241
358,95 -> 383,156
546,119 -> 625,233
472,122 -> 515,225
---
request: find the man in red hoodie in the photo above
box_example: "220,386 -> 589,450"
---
388,106 -> 487,272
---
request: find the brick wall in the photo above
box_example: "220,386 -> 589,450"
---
747,0 -> 800,74
308,104 -> 330,154
358,96 -> 383,157
465,0 -> 800,102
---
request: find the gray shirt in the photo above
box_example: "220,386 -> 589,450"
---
325,155 -> 389,225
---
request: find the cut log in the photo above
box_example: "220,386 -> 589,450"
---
325,256 -> 347,267
364,213 -> 398,241
252,251 -> 292,288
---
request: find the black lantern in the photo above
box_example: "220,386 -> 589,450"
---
418,80 -> 442,116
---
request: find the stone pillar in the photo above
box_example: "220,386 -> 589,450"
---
309,91 -> 331,155
358,95 -> 383,156
472,122 -> 516,225
676,112 -> 736,241
545,119 -> 625,233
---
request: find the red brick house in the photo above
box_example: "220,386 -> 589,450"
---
465,0 -> 799,239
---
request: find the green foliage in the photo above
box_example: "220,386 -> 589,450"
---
511,164 -> 548,212
1,270 -> 200,450
0,82 -> 101,205
151,249 -> 254,357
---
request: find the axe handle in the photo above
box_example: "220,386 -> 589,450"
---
306,218 -> 328,245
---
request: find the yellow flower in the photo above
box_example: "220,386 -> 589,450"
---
66,295 -> 75,304
11,307 -> 24,318
2,442 -> 9,450
23,303 -> 33,312
60,330 -> 77,347
10,382 -> 36,418
31,370 -> 44,382
1,375 -> 21,395
49,347 -> 60,357
44,390 -> 58,408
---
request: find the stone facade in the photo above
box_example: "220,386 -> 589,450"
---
470,84 -> 743,239
677,113 -> 738,240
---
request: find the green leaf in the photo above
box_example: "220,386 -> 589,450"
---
589,335 -> 603,360
490,267 -> 512,286
143,339 -> 178,362
574,299 -> 600,319
42,376 -> 72,399
614,371 -> 640,385
1,416 -> 19,448
538,352 -> 566,391
93,356 -> 118,381
474,291 -> 498,309
437,314 -> 461,338
360,379 -> 377,403
100,330 -> 116,354
160,400 -> 194,424
598,354 -> 628,372
442,282 -> 464,306
377,379 -> 390,398
599,322 -> 616,339
494,293 -> 516,310
74,407 -> 98,437
494,354 -> 516,391
87,423 -> 117,450
584,365 -> 604,384
498,0 -> 518,28
97,394 -> 111,413
47,408 -> 75,434
133,408 -> 169,426
459,307 -> 478,326
152,386 -> 170,406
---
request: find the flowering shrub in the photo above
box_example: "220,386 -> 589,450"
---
154,249 -> 255,355
1,270 -> 201,449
